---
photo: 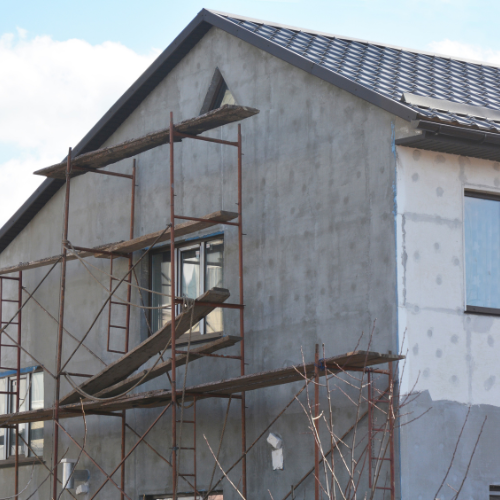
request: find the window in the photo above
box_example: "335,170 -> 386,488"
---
491,485 -> 500,500
210,80 -> 236,110
151,238 -> 224,337
200,68 -> 236,115
0,370 -> 44,460
465,192 -> 500,313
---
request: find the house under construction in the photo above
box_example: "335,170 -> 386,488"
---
0,8 -> 499,500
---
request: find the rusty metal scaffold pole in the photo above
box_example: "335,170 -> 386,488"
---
120,159 -> 136,500
367,364 -> 396,500
52,147 -> 73,499
237,123 -> 247,500
14,271 -> 22,497
314,344 -> 320,500
170,111 -> 178,500
0,270 -> 24,497
168,114 -> 247,499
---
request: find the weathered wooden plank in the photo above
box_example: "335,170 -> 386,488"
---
95,335 -> 241,399
34,105 -> 259,179
0,211 -> 237,275
60,287 -> 230,405
0,351 -> 403,425
100,210 -> 237,257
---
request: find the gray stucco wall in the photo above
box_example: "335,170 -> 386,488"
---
0,26 -> 400,499
399,392 -> 499,500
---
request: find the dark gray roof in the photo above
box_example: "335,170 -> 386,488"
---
220,12 -> 500,132
2,8 -> 500,253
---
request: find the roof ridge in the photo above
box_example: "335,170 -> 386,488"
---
207,8 -> 500,71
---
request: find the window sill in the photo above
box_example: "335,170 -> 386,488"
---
0,456 -> 45,469
465,305 -> 500,316
176,331 -> 224,346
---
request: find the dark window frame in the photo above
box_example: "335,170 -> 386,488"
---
149,233 -> 225,340
200,68 -> 225,115
490,484 -> 500,500
199,68 -> 236,115
0,368 -> 44,463
144,492 -> 223,500
464,189 -> 500,317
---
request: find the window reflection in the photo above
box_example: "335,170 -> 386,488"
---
205,239 -> 224,334
465,195 -> 500,309
151,238 -> 224,336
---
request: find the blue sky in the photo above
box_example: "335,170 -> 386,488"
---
1,0 -> 500,227
3,0 -> 500,55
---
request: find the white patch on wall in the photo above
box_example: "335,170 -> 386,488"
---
395,146 -> 500,407
267,432 -> 283,470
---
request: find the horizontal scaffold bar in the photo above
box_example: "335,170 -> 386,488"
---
0,351 -> 404,426
0,211 -> 238,276
34,105 -> 259,179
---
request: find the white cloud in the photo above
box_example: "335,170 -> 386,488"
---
0,30 -> 160,228
428,39 -> 500,65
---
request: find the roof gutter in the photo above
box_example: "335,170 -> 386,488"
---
395,120 -> 500,161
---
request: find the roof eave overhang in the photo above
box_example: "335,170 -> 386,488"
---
395,120 -> 500,162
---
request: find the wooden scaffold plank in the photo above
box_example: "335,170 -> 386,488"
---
0,351 -> 403,426
95,335 -> 241,399
34,105 -> 259,179
0,210 -> 238,276
60,287 -> 231,406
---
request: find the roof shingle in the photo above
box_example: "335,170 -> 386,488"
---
222,13 -> 500,132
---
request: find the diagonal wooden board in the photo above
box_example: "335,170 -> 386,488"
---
60,287 -> 230,406
0,211 -> 237,276
34,105 -> 259,179
0,351 -> 404,425
95,335 -> 241,399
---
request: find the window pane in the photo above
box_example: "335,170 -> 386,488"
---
181,248 -> 200,299
31,372 -> 44,410
212,80 -> 236,109
151,251 -> 172,332
465,196 -> 500,309
205,240 -> 224,334
0,378 -> 6,459
30,372 -> 44,457
181,248 -> 201,334
10,377 -> 27,456
160,496 -> 222,500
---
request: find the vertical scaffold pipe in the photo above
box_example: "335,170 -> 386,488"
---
170,112 -> 178,500
52,147 -> 72,499
14,271 -> 22,496
237,124 -> 247,498
314,344 -> 320,500
389,361 -> 395,500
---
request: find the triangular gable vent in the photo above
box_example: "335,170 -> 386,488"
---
200,67 -> 236,114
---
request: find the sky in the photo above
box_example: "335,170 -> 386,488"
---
1,0 -> 500,229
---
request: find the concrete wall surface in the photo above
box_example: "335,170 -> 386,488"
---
0,26 -> 400,499
396,146 -> 500,499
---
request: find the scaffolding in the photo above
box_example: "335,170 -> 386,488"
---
0,104 -> 402,500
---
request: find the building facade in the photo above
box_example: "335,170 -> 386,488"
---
0,9 -> 498,499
